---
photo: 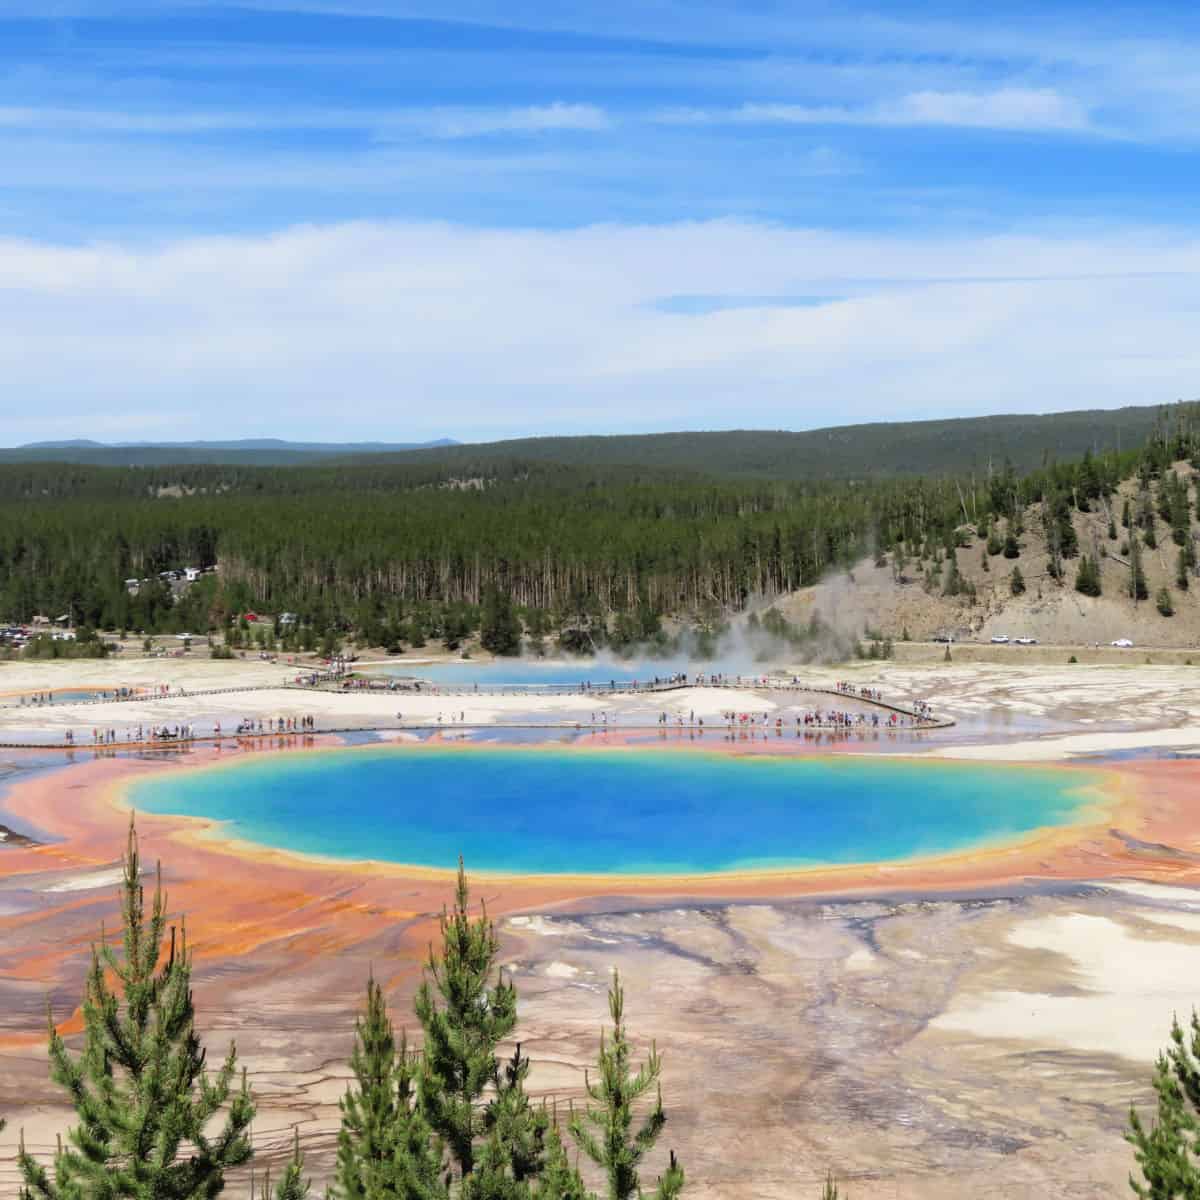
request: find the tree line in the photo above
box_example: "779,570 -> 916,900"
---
4,411 -> 1200,648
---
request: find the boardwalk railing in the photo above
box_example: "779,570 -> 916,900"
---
0,673 -> 950,750
0,679 -> 339,710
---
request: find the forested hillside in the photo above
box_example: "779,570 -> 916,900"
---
360,404 -> 1180,480
3,401 -> 1190,475
784,456 -> 1200,649
8,404 -> 1199,656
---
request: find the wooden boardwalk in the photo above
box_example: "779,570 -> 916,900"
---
0,675 -> 950,751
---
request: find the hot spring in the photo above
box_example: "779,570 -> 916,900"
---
124,745 -> 1110,876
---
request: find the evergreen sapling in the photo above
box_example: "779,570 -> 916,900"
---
330,975 -> 444,1200
538,1124 -> 588,1200
273,1131 -> 311,1200
414,861 -> 531,1191
18,818 -> 255,1200
1128,1011 -> 1200,1197
568,972 -> 684,1200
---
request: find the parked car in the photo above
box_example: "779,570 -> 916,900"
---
1111,638 -> 1134,648
990,635 -> 1010,644
931,634 -> 955,643
1015,636 -> 1038,645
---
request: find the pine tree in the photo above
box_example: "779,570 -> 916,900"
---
1128,1011 -> 1200,1197
1130,539 -> 1149,601
471,1043 -> 549,1194
1002,533 -> 1020,559
415,861 -> 519,1187
18,818 -> 255,1200
568,972 -> 684,1200
273,1130 -> 311,1200
1075,556 -> 1102,597
941,557 -> 961,596
1056,508 -> 1079,560
1010,566 -> 1026,596
538,1128 -> 587,1200
480,589 -> 523,657
1179,548 -> 1191,592
1157,588 -> 1175,617
461,1039 -> 557,1200
331,976 -> 444,1200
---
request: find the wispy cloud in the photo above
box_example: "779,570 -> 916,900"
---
0,102 -> 611,139
651,293 -> 841,314
658,88 -> 1092,134
4,90 -> 1086,144
381,102 -> 611,139
883,88 -> 1090,132
0,137 -> 582,194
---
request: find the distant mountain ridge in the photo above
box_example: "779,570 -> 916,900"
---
3,437 -> 459,467
4,402 -> 1196,476
17,437 -> 459,452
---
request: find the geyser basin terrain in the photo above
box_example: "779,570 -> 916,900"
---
124,746 -> 1111,876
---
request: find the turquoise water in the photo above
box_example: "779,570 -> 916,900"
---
366,661 -> 700,687
14,689 -> 104,704
126,747 -> 1105,875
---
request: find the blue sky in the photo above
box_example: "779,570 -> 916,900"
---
2,1 -> 1200,442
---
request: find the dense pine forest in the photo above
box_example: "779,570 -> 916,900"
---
2,405 -> 1198,652
0,401 -> 1184,474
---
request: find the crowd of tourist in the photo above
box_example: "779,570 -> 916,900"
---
85,722 -> 197,745
228,715 -> 318,735
53,713 -> 321,747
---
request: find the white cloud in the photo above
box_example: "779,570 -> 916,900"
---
659,88 -> 1092,134
1,219 -> 1199,443
0,107 -> 261,134
0,102 -> 611,139
406,103 -> 611,139
888,88 -> 1089,131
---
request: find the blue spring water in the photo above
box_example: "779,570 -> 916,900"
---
365,661 -> 696,687
125,746 -> 1108,876
14,689 -> 104,704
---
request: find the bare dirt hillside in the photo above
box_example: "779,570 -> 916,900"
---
776,462 -> 1200,648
